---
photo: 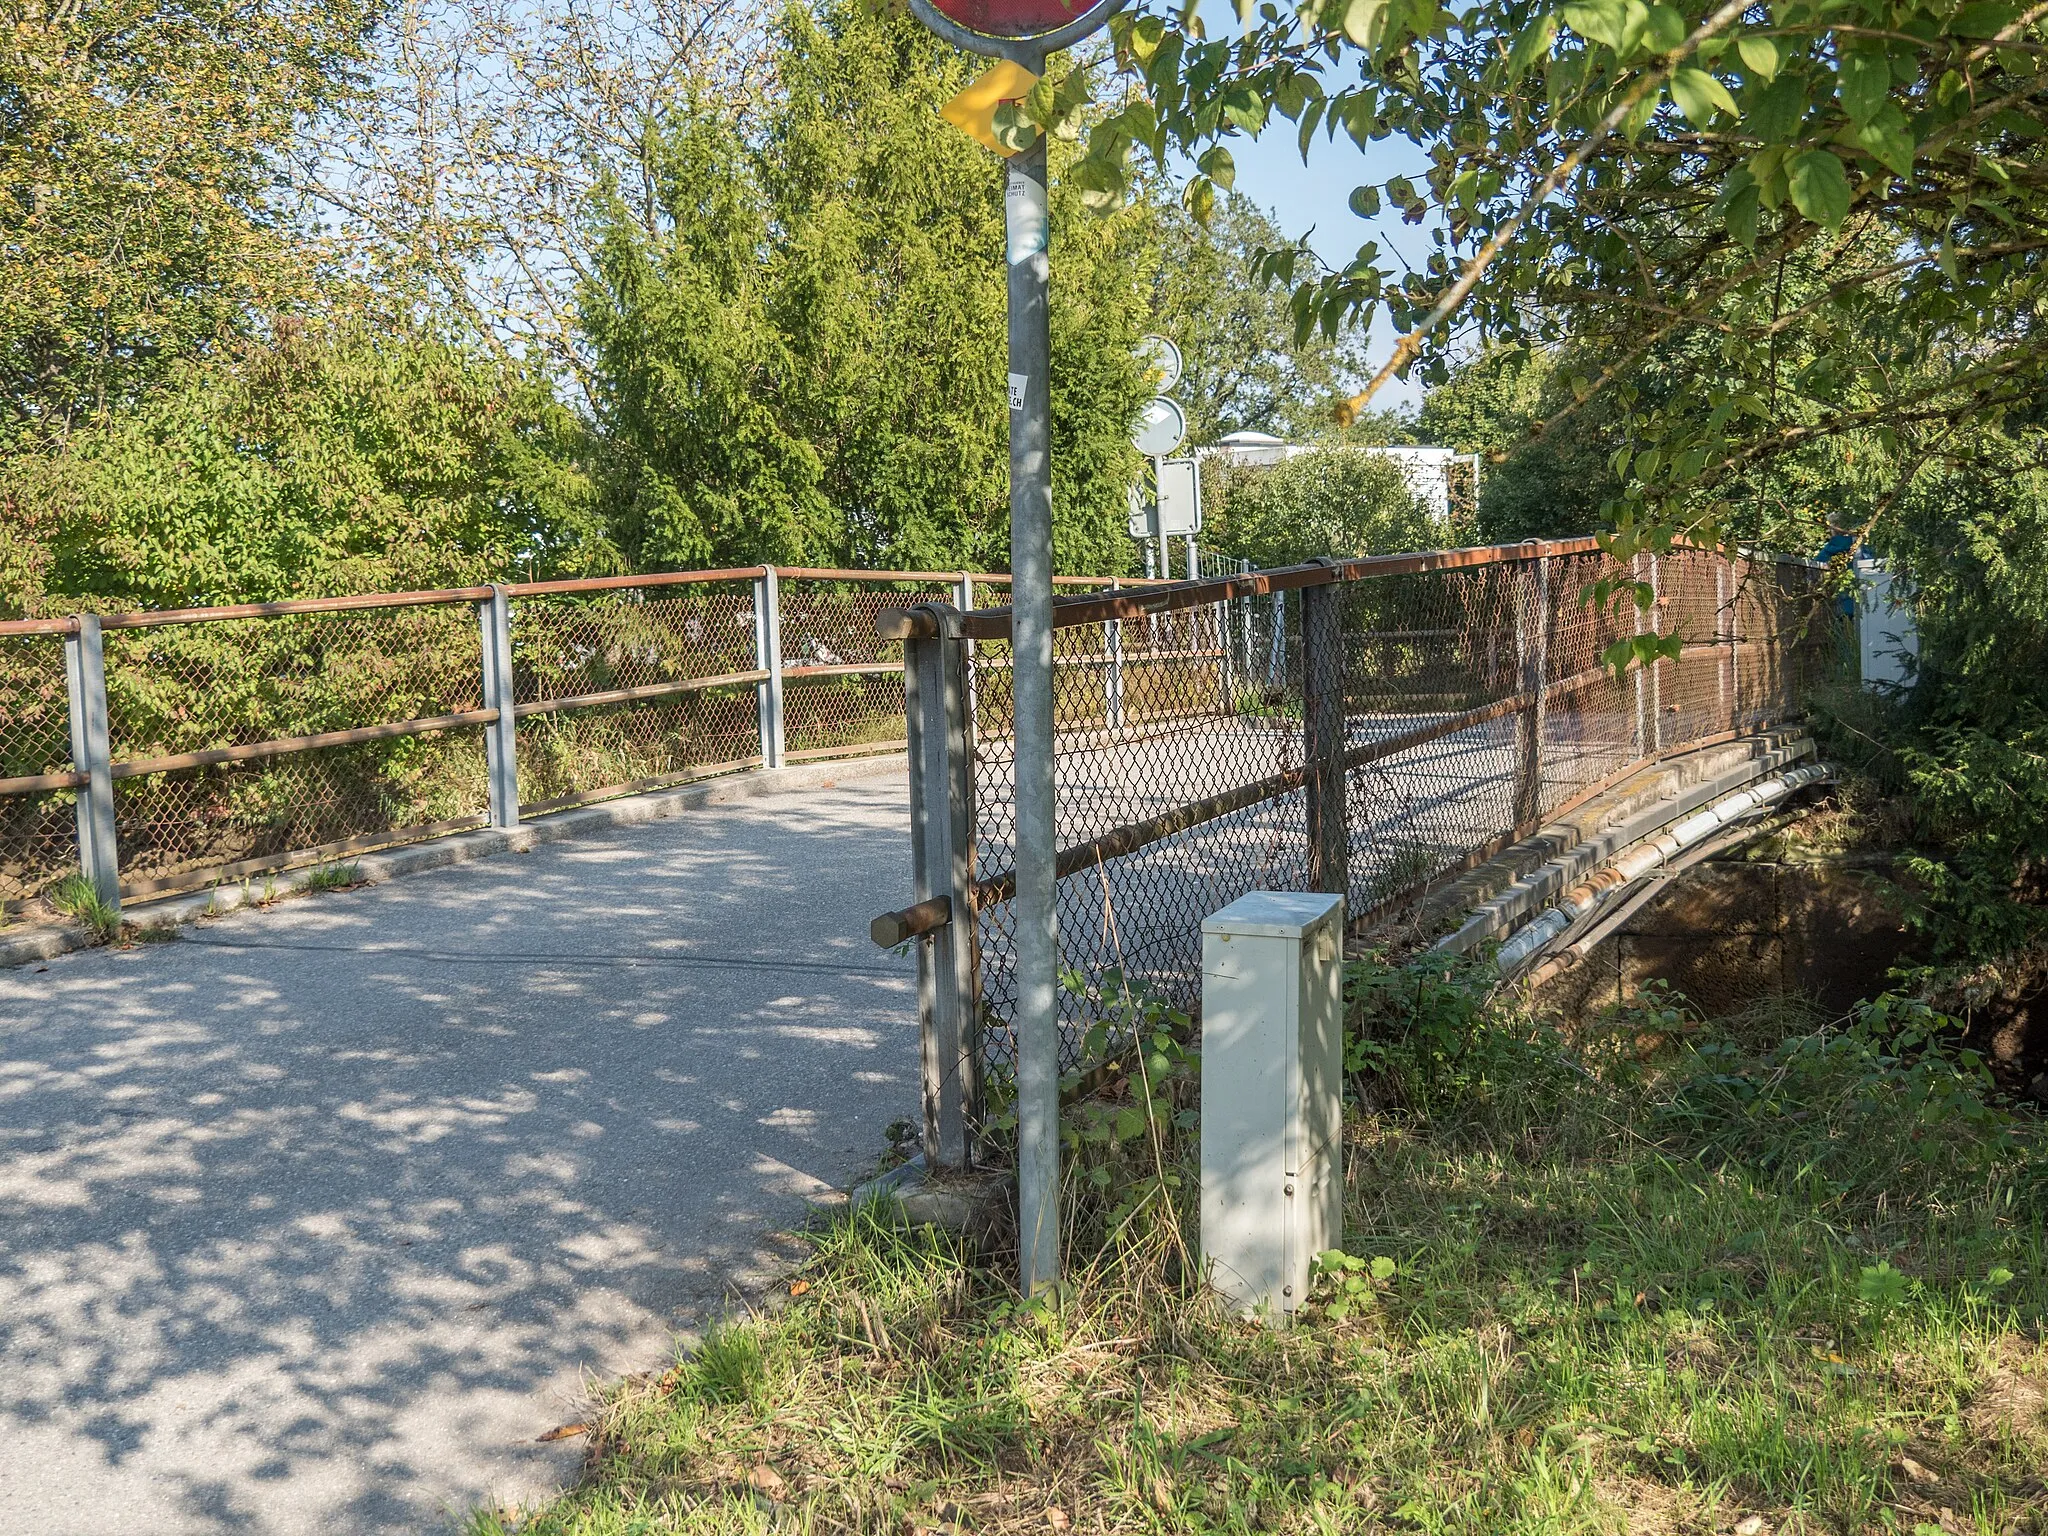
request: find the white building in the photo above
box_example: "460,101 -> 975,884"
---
1199,431 -> 1476,522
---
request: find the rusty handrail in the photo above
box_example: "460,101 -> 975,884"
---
98,588 -> 495,630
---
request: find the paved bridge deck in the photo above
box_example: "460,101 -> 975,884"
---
0,766 -> 917,1533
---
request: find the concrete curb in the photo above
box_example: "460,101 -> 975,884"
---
0,753 -> 907,970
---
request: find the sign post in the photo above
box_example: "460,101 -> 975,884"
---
910,0 -> 1130,1297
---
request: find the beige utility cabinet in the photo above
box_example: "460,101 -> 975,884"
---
1199,890 -> 1346,1324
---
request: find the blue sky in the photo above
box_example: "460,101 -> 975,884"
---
1221,120 -> 1437,411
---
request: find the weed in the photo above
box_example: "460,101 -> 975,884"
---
301,861 -> 363,893
46,875 -> 119,944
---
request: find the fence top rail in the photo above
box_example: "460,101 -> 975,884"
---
93,587 -> 496,631
893,536 -> 1822,643
506,566 -> 769,597
772,568 -> 1164,586
0,616 -> 80,637
900,538 -> 1599,641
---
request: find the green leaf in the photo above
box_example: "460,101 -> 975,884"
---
991,103 -> 1039,153
1837,46 -> 1891,124
1508,14 -> 1557,75
1856,103 -> 1915,177
1643,3 -> 1685,52
1297,96 -> 1326,158
1987,1266 -> 2016,1287
1342,0 -> 1386,48
1954,1 -> 2020,37
1857,1261 -> 1911,1308
1562,0 -> 1627,50
1185,175 -> 1216,226
1198,144 -> 1236,191
1348,183 -> 1381,217
1717,167 -> 1759,247
1669,67 -> 1738,125
1221,84 -> 1268,134
1113,1106 -> 1146,1141
1023,74 -> 1057,128
1746,72 -> 1809,142
1736,35 -> 1781,80
1370,1256 -> 1397,1280
1788,149 -> 1851,226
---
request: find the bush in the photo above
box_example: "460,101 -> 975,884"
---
1196,448 -> 1440,569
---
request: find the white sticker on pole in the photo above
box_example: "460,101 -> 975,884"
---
1005,174 -> 1047,266
1008,372 -> 1027,411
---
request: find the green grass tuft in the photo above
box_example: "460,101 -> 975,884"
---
301,860 -> 364,893
46,874 -> 120,944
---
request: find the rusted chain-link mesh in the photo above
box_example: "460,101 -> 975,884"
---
0,635 -> 77,910
104,604 -> 488,896
512,580 -> 762,808
963,549 -> 1837,1072
779,579 -> 954,759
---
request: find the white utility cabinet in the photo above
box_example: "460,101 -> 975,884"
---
1199,890 -> 1346,1324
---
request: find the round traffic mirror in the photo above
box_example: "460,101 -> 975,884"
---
1133,396 -> 1187,458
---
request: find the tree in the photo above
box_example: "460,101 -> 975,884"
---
1197,448 -> 1438,567
579,1 -> 1154,573
1150,192 -> 1366,443
310,0 -> 773,402
1041,0 -> 2048,560
0,0 -> 378,446
0,325 -> 604,615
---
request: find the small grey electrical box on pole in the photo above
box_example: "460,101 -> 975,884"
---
1199,890 -> 1345,1325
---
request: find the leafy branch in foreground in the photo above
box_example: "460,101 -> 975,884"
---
1063,0 -> 2048,559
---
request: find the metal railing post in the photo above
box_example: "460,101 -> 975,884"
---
480,585 -> 520,829
1632,552 -> 1650,758
1300,567 -> 1349,898
1238,558 -> 1253,699
64,615 -> 120,913
1647,554 -> 1663,753
1104,579 -> 1125,732
902,604 -> 979,1170
1716,558 -> 1736,730
1514,554 -> 1549,827
1268,587 -> 1286,690
756,567 -> 786,769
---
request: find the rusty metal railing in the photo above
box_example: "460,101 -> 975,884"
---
876,538 -> 1840,1168
0,566 -> 1161,922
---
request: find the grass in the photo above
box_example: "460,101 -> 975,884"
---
470,976 -> 2048,1536
302,859 -> 364,892
46,873 -> 121,943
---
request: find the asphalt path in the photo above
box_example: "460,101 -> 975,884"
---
0,767 -> 918,1533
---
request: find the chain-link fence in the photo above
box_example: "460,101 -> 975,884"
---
885,538 -> 1841,1114
0,623 -> 80,914
0,565 -> 1169,923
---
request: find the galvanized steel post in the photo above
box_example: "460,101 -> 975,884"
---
1104,579 -> 1125,733
1238,558 -> 1254,695
756,567 -> 786,769
481,585 -> 520,829
64,614 -> 120,912
902,604 -> 979,1171
1008,133 -> 1061,1296
1300,568 -> 1349,898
